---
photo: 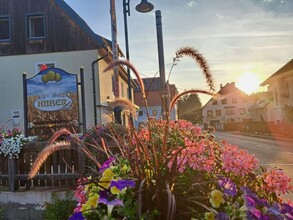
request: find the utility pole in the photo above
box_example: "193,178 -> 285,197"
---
110,0 -> 119,97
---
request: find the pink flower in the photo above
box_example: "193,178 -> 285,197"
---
222,143 -> 258,176
262,169 -> 293,195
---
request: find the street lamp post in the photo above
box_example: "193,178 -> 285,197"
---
122,0 -> 154,102
155,10 -> 168,120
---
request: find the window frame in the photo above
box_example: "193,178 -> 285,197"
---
0,16 -> 11,41
138,110 -> 143,117
26,13 -> 46,39
221,98 -> 227,104
215,110 -> 221,116
239,108 -> 246,115
36,62 -> 56,73
226,109 -> 234,115
207,110 -> 213,117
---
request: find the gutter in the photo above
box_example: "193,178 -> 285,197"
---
92,48 -> 109,125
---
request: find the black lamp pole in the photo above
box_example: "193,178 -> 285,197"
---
122,0 -> 154,102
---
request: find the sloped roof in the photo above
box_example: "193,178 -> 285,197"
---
260,59 -> 293,86
202,82 -> 248,109
55,0 -> 108,48
134,77 -> 162,92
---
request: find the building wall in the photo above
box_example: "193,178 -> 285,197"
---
266,69 -> 293,122
202,91 -> 252,130
0,49 -> 112,130
0,0 -> 99,56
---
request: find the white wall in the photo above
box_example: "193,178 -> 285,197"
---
0,49 -> 104,131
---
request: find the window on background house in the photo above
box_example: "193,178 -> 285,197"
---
207,110 -> 213,117
138,110 -> 143,117
27,14 -> 45,39
239,108 -> 246,115
0,17 -> 10,41
216,110 -> 221,116
152,110 -> 157,117
212,99 -> 217,105
221,98 -> 227,104
226,109 -> 234,115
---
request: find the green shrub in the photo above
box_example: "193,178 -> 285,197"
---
44,191 -> 76,220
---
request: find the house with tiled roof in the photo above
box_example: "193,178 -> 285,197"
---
134,77 -> 178,127
0,0 -> 133,133
202,82 -> 253,130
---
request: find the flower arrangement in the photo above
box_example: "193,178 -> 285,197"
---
0,127 -> 32,159
28,47 -> 292,219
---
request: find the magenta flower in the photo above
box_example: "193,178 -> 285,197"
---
262,169 -> 292,195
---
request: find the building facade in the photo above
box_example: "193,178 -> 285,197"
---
260,59 -> 293,123
0,0 -> 132,132
134,77 -> 178,127
202,82 -> 252,130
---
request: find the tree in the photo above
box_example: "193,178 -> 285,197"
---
177,92 -> 202,124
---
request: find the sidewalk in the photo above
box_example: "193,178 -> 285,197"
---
226,131 -> 293,142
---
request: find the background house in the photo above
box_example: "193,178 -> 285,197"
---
202,82 -> 252,130
0,0 -> 133,133
134,77 -> 178,127
260,59 -> 293,123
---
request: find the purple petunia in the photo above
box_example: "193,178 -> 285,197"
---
110,179 -> 136,191
216,212 -> 230,220
218,177 -> 237,196
99,157 -> 115,173
68,212 -> 84,220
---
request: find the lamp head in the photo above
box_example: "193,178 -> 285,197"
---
135,0 -> 154,13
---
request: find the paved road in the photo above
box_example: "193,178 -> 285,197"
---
214,131 -> 293,200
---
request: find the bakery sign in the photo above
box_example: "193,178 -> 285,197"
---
26,67 -> 79,128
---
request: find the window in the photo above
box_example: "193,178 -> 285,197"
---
232,98 -> 237,104
207,110 -> 213,117
212,99 -> 217,105
27,14 -> 45,39
221,98 -> 227,104
239,108 -> 246,115
226,109 -> 234,115
0,17 -> 10,41
152,110 -> 157,116
37,63 -> 55,72
138,110 -> 143,116
216,110 -> 221,116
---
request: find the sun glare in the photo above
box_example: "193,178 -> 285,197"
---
236,72 -> 260,94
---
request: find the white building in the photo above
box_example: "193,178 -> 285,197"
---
202,82 -> 253,130
259,59 -> 293,123
0,0 -> 133,134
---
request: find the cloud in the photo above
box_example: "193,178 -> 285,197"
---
187,0 -> 196,7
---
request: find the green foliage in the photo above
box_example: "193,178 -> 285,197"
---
177,93 -> 202,123
44,191 -> 76,220
0,208 -> 4,220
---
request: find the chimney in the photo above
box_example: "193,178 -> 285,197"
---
231,82 -> 235,87
220,84 -> 223,89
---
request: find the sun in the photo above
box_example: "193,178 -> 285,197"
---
236,72 -> 260,94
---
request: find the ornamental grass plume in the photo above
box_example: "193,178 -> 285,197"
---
28,47 -> 293,220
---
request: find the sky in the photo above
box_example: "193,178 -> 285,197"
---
65,0 -> 293,105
